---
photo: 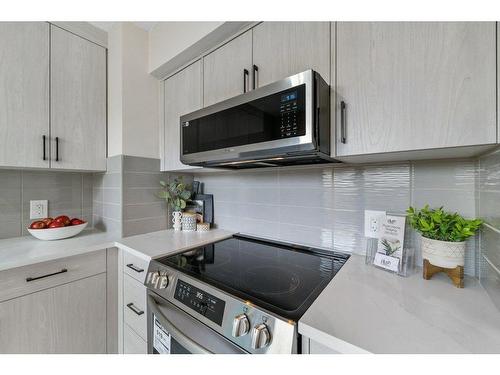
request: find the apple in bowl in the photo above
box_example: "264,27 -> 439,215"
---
28,216 -> 88,241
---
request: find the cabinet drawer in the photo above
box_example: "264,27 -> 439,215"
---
124,323 -> 147,354
123,251 -> 149,283
123,274 -> 147,341
0,250 -> 106,303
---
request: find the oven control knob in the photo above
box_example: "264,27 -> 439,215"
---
251,323 -> 271,349
232,314 -> 250,337
157,275 -> 169,289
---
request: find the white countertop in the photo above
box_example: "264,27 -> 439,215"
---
116,228 -> 235,260
299,254 -> 500,354
0,230 -> 116,271
0,228 -> 234,272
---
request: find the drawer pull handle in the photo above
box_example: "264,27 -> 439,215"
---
26,268 -> 68,282
127,303 -> 144,316
126,263 -> 144,273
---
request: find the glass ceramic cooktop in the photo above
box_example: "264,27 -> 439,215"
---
157,235 -> 349,321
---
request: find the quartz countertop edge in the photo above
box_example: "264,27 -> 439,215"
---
0,228 -> 235,272
298,254 -> 500,354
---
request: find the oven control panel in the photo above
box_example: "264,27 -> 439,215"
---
174,279 -> 226,326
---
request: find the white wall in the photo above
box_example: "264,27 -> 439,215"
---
107,22 -> 159,159
148,22 -> 223,73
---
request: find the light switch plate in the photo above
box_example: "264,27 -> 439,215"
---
364,210 -> 386,238
30,200 -> 48,220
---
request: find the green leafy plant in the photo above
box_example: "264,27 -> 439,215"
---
406,205 -> 482,242
157,177 -> 192,212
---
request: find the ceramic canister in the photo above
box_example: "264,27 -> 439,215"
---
181,212 -> 197,231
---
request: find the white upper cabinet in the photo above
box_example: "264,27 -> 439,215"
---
203,30 -> 253,106
0,22 -> 49,168
252,22 -> 331,87
163,60 -> 203,171
50,25 -> 107,171
335,22 -> 497,158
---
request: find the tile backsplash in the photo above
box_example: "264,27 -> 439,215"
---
92,155 -> 190,237
0,169 -> 92,239
193,159 -> 479,275
478,148 -> 500,309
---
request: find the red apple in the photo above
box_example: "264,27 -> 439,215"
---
48,221 -> 65,228
41,217 -> 53,226
30,221 -> 47,229
70,218 -> 85,226
54,215 -> 70,226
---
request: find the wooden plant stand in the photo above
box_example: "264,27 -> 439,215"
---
423,259 -> 464,288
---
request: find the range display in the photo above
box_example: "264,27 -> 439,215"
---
174,279 -> 225,325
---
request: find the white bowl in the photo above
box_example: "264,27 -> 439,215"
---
27,222 -> 88,241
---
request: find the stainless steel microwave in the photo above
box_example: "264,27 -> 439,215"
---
180,70 -> 335,169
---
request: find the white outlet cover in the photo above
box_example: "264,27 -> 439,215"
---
364,210 -> 386,238
30,200 -> 48,220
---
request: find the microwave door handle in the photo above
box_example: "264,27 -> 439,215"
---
147,295 -> 213,354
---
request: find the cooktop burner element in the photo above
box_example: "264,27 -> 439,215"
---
156,234 -> 349,321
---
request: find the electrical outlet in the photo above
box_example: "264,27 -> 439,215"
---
30,200 -> 48,220
364,210 -> 386,238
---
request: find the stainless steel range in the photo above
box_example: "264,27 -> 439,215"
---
144,234 -> 349,354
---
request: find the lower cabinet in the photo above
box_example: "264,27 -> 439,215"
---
120,249 -> 149,354
0,273 -> 106,353
307,339 -> 340,354
124,323 -> 147,354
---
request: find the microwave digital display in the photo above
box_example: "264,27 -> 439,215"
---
281,91 -> 297,102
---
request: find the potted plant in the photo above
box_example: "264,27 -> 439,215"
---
406,205 -> 482,286
157,177 -> 191,231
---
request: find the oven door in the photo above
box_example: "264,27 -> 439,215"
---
147,291 -> 247,354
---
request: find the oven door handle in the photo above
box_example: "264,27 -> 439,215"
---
147,295 -> 213,354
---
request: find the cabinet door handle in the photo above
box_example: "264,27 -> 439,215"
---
127,303 -> 144,316
243,69 -> 249,93
42,135 -> 47,161
252,64 -> 259,90
126,263 -> 144,273
26,268 -> 68,282
55,137 -> 60,161
340,101 -> 347,144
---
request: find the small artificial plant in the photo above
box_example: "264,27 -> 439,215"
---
406,205 -> 482,242
157,177 -> 192,212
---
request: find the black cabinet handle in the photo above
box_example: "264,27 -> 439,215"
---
42,135 -> 47,161
127,303 -> 144,316
55,137 -> 60,161
26,268 -> 68,282
252,64 -> 259,90
340,101 -> 347,144
243,69 -> 249,93
126,263 -> 144,273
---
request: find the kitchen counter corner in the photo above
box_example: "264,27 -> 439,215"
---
299,254 -> 500,354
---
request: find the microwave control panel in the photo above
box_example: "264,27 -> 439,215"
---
174,279 -> 226,326
279,90 -> 298,138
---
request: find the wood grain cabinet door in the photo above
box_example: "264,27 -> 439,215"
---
0,22 -> 49,168
335,22 -> 497,157
203,30 -> 252,106
163,60 -> 203,171
252,22 -> 331,87
0,273 -> 106,354
50,25 -> 106,171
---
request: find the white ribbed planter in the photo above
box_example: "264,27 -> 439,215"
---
421,236 -> 465,269
172,211 -> 183,231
